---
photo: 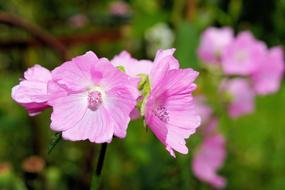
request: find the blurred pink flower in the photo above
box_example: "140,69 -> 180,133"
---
11,65 -> 52,116
221,31 -> 267,75
111,51 -> 152,77
221,78 -> 255,118
68,14 -> 88,28
251,46 -> 285,95
195,95 -> 213,124
145,49 -> 201,157
192,123 -> 226,189
48,51 -> 139,143
109,1 -> 130,16
197,27 -> 234,64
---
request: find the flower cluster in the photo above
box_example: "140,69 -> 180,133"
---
193,27 -> 284,189
12,49 -> 201,157
198,27 -> 284,118
192,96 -> 226,189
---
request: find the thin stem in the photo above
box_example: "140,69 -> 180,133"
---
91,143 -> 108,190
48,133 -> 62,154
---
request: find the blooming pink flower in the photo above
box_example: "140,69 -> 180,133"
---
221,78 -> 255,118
48,51 -> 139,143
221,31 -> 267,75
192,122 -> 226,189
197,27 -> 234,64
144,49 -> 201,157
111,51 -> 152,77
11,65 -> 52,116
251,46 -> 285,95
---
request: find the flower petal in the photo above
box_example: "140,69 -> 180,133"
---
52,51 -> 98,91
192,131 -> 226,189
62,107 -> 113,143
11,64 -> 51,115
50,92 -> 88,131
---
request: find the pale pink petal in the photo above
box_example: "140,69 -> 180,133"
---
62,107 -> 113,143
94,59 -> 139,95
195,95 -> 213,124
51,51 -> 98,91
251,46 -> 285,95
149,49 -> 182,88
149,59 -> 170,88
198,27 -> 234,64
146,67 -> 200,157
24,64 -> 51,82
221,79 -> 255,118
49,92 -> 88,132
47,80 -> 68,103
204,117 -> 219,135
104,87 -> 138,138
192,131 -> 226,189
129,60 -> 152,76
221,31 -> 267,75
11,64 -> 51,115
111,51 -> 131,68
111,51 -> 152,77
154,48 -> 179,69
151,69 -> 198,96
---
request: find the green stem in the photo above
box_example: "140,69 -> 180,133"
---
48,133 -> 62,154
91,143 -> 108,190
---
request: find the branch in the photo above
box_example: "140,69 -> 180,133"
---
0,11 -> 68,60
0,29 -> 122,49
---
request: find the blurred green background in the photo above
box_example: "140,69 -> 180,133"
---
0,0 -> 285,189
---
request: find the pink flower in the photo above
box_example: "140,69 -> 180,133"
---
192,123 -> 226,189
11,65 -> 52,116
109,1 -> 130,16
195,95 -> 213,124
144,49 -> 201,157
221,78 -> 255,118
111,51 -> 152,77
251,46 -> 285,95
197,27 -> 234,64
221,31 -> 267,75
48,51 -> 139,143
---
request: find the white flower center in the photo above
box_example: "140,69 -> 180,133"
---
87,86 -> 105,111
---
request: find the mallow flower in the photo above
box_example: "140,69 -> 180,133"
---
251,46 -> 285,95
111,51 -> 152,77
192,119 -> 226,189
48,51 -> 139,143
221,31 -> 267,76
11,64 -> 52,116
144,49 -> 201,157
197,27 -> 234,64
221,78 -> 255,118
